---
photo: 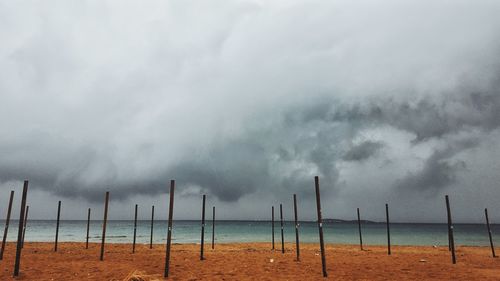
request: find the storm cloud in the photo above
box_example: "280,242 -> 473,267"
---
394,137 -> 479,193
343,141 -> 384,162
0,0 -> 500,221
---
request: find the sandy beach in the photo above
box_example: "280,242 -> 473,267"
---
0,242 -> 497,280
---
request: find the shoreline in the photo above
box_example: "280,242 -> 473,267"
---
3,239 -> 494,247
0,242 -> 498,280
4,219 -> 498,224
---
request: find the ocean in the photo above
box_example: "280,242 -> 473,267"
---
2,220 -> 498,246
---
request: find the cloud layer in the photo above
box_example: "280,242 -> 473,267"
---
1,0 -> 500,221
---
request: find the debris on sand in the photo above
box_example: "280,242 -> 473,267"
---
123,270 -> 162,281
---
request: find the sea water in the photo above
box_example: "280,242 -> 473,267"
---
2,220 -> 498,246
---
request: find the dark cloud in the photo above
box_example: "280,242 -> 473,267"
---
1,86 -> 499,202
394,138 -> 478,193
0,85 -> 499,202
304,89 -> 500,143
168,140 -> 268,202
343,141 -> 384,162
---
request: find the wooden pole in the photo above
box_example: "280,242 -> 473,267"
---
314,176 -> 327,277
13,180 -> 28,277
150,205 -> 154,249
485,208 -> 496,258
445,195 -> 456,264
0,190 -> 14,260
133,204 -> 138,253
386,203 -> 391,255
448,229 -> 451,251
200,194 -> 206,260
54,201 -> 61,252
293,194 -> 300,261
280,203 -> 284,254
21,206 -> 29,248
211,206 -> 215,250
272,206 -> 275,250
100,191 -> 109,261
86,208 -> 91,249
357,208 -> 363,251
447,196 -> 452,252
164,180 -> 175,278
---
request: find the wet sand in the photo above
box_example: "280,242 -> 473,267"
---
0,242 -> 498,280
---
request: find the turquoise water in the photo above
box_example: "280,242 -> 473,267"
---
2,220 -> 499,246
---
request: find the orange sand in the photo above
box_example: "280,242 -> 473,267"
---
0,242 -> 498,280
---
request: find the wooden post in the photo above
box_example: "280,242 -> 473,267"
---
280,203 -> 284,254
164,180 -> 175,278
485,208 -> 496,258
86,208 -> 91,249
211,206 -> 215,250
293,194 -> 300,261
445,195 -> 456,264
150,205 -> 154,249
357,208 -> 363,251
386,203 -> 391,255
314,176 -> 327,277
133,204 -> 138,253
0,190 -> 14,260
55,201 -> 61,252
448,229 -> 451,251
21,205 -> 29,248
272,206 -> 275,250
200,194 -> 206,260
13,180 -> 28,277
447,196 -> 452,252
100,191 -> 109,261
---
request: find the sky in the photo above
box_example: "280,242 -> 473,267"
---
0,0 -> 500,223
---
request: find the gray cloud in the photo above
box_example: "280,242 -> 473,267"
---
304,89 -> 500,143
168,140 -> 269,202
394,138 -> 478,193
343,141 -> 384,162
